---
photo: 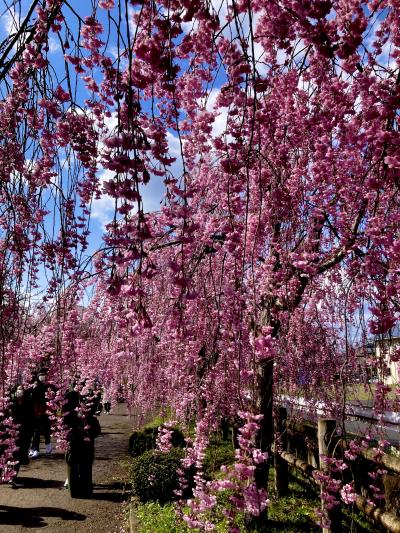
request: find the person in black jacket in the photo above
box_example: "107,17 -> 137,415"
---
6,385 -> 34,487
13,385 -> 34,468
29,370 -> 52,458
63,383 -> 101,498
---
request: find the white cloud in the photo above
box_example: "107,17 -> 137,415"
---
90,169 -> 116,229
92,112 -> 118,229
92,118 -> 171,224
377,39 -> 397,72
182,0 -> 228,35
252,41 -> 268,76
1,7 -> 24,54
166,131 -> 185,184
103,112 -> 118,134
210,0 -> 229,26
166,130 -> 182,158
204,88 -> 220,111
91,167 -> 167,225
181,19 -> 198,34
127,6 -> 139,38
2,7 -> 19,35
199,88 -> 228,138
108,45 -> 120,60
48,37 -> 61,54
212,109 -> 228,138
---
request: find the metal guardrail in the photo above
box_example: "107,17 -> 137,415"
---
279,395 -> 400,425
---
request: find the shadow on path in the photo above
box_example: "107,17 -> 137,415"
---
89,480 -> 132,502
0,405 -> 134,532
94,481 -> 132,491
90,492 -> 127,503
17,476 -> 65,489
0,505 -> 86,528
30,454 -> 66,462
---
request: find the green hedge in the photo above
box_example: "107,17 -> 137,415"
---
204,443 -> 235,478
131,447 -> 186,504
129,426 -> 185,457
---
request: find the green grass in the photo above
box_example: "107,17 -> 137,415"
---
281,383 -> 399,403
345,383 -> 399,401
134,469 -> 380,532
204,442 -> 235,478
135,501 -> 189,533
345,384 -> 377,401
133,415 -> 382,532
268,471 -> 379,532
268,472 -> 319,532
142,414 -> 169,429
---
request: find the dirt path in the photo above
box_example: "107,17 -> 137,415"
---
0,403 -> 136,532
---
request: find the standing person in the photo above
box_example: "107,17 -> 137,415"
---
63,384 -> 101,498
29,370 -> 52,458
103,389 -> 111,414
10,385 -> 34,486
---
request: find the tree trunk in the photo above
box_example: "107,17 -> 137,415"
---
251,358 -> 274,531
257,359 -> 274,458
318,419 -> 342,533
275,406 -> 288,496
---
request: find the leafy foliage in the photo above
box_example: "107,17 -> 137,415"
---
135,502 -> 189,533
203,443 -> 235,478
129,425 -> 185,457
131,448 -> 185,504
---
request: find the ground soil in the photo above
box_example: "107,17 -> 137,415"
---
0,403 -> 138,533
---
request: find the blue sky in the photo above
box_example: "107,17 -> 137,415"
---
0,1 -> 175,296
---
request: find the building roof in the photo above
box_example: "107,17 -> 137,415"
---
374,325 -> 400,341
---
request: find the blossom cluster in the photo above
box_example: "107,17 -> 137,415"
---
183,412 -> 269,530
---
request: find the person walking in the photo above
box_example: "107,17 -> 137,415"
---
29,370 -> 52,458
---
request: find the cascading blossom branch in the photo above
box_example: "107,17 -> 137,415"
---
0,413 -> 19,483
156,421 -> 177,453
183,412 -> 269,531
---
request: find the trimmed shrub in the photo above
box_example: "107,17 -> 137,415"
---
131,447 -> 185,503
129,426 -> 185,457
128,427 -> 157,456
204,443 -> 235,478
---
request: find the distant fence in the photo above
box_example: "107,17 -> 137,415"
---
279,394 -> 400,425
275,407 -> 400,533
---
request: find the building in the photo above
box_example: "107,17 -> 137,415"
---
374,326 -> 400,385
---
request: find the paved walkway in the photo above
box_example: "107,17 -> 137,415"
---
0,404 -> 136,532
